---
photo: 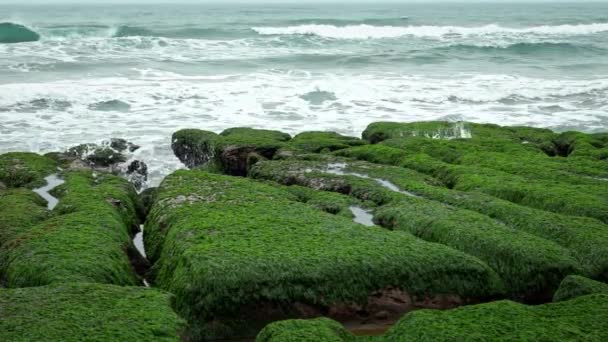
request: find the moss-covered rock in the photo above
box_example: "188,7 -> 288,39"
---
345,160 -> 608,282
357,122 -> 608,223
146,170 -> 504,340
289,132 -> 366,154
553,275 -> 608,302
0,188 -> 48,246
171,129 -> 220,168
172,128 -> 367,176
172,127 -> 291,175
67,143 -> 127,167
550,131 -> 608,159
384,294 -> 608,341
337,140 -> 608,224
0,171 -> 141,287
251,158 -> 583,301
362,121 -> 556,147
0,282 -> 184,341
256,318 -> 354,342
0,152 -> 57,188
285,185 -> 356,218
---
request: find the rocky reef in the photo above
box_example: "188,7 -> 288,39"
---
1,121 -> 607,341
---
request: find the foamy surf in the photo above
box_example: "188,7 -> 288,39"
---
1,2 -> 607,188
1,71 -> 606,186
252,23 -> 608,39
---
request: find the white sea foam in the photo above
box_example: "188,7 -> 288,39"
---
253,23 -> 608,39
1,71 -> 606,186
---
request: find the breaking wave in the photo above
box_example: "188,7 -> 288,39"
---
252,23 -> 608,39
0,23 -> 40,44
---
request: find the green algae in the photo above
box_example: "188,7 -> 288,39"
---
286,185 -> 356,217
553,275 -> 608,302
0,171 -> 141,287
0,188 -> 48,246
146,170 -> 504,340
352,121 -> 608,223
257,294 -> 608,341
250,158 -> 583,300
257,318 -> 354,342
172,128 -> 367,176
316,158 -> 608,282
289,132 -> 366,153
0,282 -> 184,341
336,142 -> 608,224
0,152 -> 57,188
384,294 -> 608,341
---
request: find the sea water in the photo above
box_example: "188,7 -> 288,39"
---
1,2 -> 607,186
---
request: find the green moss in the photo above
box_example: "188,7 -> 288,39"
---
220,127 -> 291,145
289,132 -> 366,153
0,171 -> 141,287
145,170 -> 504,340
553,275 -> 608,302
375,200 -> 580,300
320,158 -> 608,281
256,318 -> 354,342
551,131 -> 608,159
0,282 -> 184,341
251,159 -> 582,300
385,294 -> 608,341
338,144 -> 608,223
0,152 -> 57,188
53,171 -> 141,233
0,189 -> 48,246
286,185 -> 355,217
362,121 -> 556,146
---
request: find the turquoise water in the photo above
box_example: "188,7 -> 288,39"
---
1,2 -> 607,184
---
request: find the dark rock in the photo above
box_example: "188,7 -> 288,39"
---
110,138 -> 140,153
67,143 -> 126,167
126,160 -> 148,190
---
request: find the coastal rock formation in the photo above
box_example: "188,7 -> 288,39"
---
0,171 -> 143,287
0,152 -> 58,188
1,120 -> 607,340
257,294 -> 608,341
553,275 -> 608,302
0,283 -> 184,341
145,170 -> 503,340
171,128 -> 365,175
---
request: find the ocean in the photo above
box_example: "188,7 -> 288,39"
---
1,2 -> 607,186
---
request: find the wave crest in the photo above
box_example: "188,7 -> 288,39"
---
252,23 -> 608,39
0,22 -> 40,44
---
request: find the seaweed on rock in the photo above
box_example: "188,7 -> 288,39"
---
172,128 -> 365,176
289,132 -> 366,154
256,318 -> 354,342
0,188 -> 48,247
0,171 -> 142,287
0,282 -> 184,341
384,294 -> 608,341
336,142 -> 608,224
145,170 -> 504,340
553,275 -> 608,302
257,294 -> 608,341
250,159 -> 583,301
0,152 -> 57,188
